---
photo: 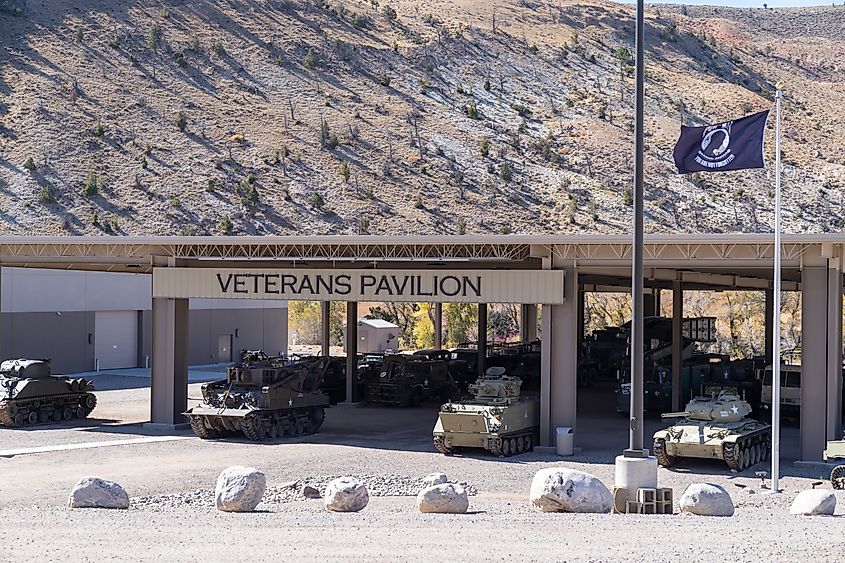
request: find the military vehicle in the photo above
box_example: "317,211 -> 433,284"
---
0,358 -> 96,427
824,439 -> 845,490
653,388 -> 771,471
364,352 -> 456,406
433,367 -> 539,457
185,350 -> 330,441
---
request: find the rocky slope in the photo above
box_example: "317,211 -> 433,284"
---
1,0 -> 843,236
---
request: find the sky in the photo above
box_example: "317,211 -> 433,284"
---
617,0 -> 835,6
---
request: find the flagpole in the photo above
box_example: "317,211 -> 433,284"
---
771,82 -> 783,493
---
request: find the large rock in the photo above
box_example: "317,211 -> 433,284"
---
529,468 -> 613,513
324,477 -> 369,512
68,477 -> 129,509
679,483 -> 734,516
790,489 -> 836,516
215,466 -> 266,512
421,472 -> 449,489
417,483 -> 469,514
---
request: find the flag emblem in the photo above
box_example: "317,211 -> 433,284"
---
673,110 -> 769,174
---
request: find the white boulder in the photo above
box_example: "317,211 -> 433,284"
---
417,483 -> 469,514
790,489 -> 836,516
679,483 -> 734,516
529,468 -> 613,513
421,472 -> 449,488
68,477 -> 129,509
324,477 -> 369,512
215,466 -> 266,512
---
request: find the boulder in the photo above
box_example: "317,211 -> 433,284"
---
68,477 -> 129,509
324,477 -> 369,512
790,489 -> 836,516
679,483 -> 734,517
417,483 -> 469,514
421,472 -> 449,488
215,466 -> 266,512
302,484 -> 322,499
529,468 -> 612,513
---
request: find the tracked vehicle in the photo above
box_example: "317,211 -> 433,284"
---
653,388 -> 771,471
0,359 -> 96,427
364,353 -> 455,406
185,351 -> 330,441
433,367 -> 539,457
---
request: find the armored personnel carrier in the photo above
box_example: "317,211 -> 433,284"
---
364,353 -> 456,407
185,351 -> 330,441
433,367 -> 539,457
653,387 -> 771,471
0,359 -> 96,427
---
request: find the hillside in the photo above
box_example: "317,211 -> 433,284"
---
1,0 -> 843,236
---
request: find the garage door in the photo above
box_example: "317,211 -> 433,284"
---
95,311 -> 138,370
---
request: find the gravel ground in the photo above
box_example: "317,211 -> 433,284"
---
1,383 -> 843,561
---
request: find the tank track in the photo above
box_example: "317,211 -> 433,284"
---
488,429 -> 538,457
190,406 -> 326,441
652,437 -> 676,467
831,465 -> 845,490
0,393 -> 97,428
433,435 -> 454,455
722,430 -> 771,471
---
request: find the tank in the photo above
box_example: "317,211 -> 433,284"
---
0,358 -> 96,427
184,351 -> 330,441
432,367 -> 539,457
652,387 -> 771,471
364,353 -> 456,406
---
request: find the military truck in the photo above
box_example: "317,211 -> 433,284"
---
433,367 -> 539,457
185,351 -> 330,441
0,359 -> 96,427
364,353 -> 456,407
824,439 -> 845,490
653,387 -> 771,471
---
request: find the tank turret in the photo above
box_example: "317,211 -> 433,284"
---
466,366 -> 522,405
676,390 -> 753,422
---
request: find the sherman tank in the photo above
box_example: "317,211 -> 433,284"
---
652,388 -> 771,471
0,359 -> 96,427
185,351 -> 330,441
433,367 -> 539,457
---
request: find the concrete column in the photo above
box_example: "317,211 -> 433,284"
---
345,301 -> 358,403
477,303 -> 488,380
520,304 -> 538,342
672,278 -> 683,411
434,302 -> 443,350
764,288 -> 774,366
548,268 -> 579,440
826,263 -> 843,441
147,297 -> 189,430
654,289 -> 662,317
643,292 -> 656,318
576,285 -> 585,341
321,301 -> 331,357
540,303 -> 552,446
801,265 -> 840,460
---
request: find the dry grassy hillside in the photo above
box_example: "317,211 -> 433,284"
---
1,0 -> 843,236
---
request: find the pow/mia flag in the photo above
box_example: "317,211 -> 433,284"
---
673,110 -> 769,174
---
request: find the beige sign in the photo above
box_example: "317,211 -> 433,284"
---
152,268 -> 565,304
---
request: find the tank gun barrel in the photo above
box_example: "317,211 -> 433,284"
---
661,411 -> 691,419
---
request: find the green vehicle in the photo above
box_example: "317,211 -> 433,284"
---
364,353 -> 456,407
185,351 -> 330,441
433,367 -> 539,457
0,359 -> 96,427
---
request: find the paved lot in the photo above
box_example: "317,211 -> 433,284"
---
0,375 -> 843,561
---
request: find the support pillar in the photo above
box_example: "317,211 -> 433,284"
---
671,278 -> 683,411
520,304 -> 538,342
800,264 -> 842,460
653,289 -> 662,317
764,288 -> 774,367
577,285 -> 585,341
643,291 -> 656,318
477,303 -> 488,380
434,302 -> 443,350
146,297 -> 189,431
540,303 -> 551,446
345,301 -> 358,403
321,301 -> 331,357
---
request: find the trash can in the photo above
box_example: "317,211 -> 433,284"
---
556,427 -> 574,456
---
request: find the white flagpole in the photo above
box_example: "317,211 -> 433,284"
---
771,82 -> 783,493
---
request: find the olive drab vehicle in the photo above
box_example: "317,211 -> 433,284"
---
185,351 -> 330,441
433,367 -> 539,457
0,359 -> 96,427
364,352 -> 456,407
824,438 -> 845,490
652,388 -> 771,471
